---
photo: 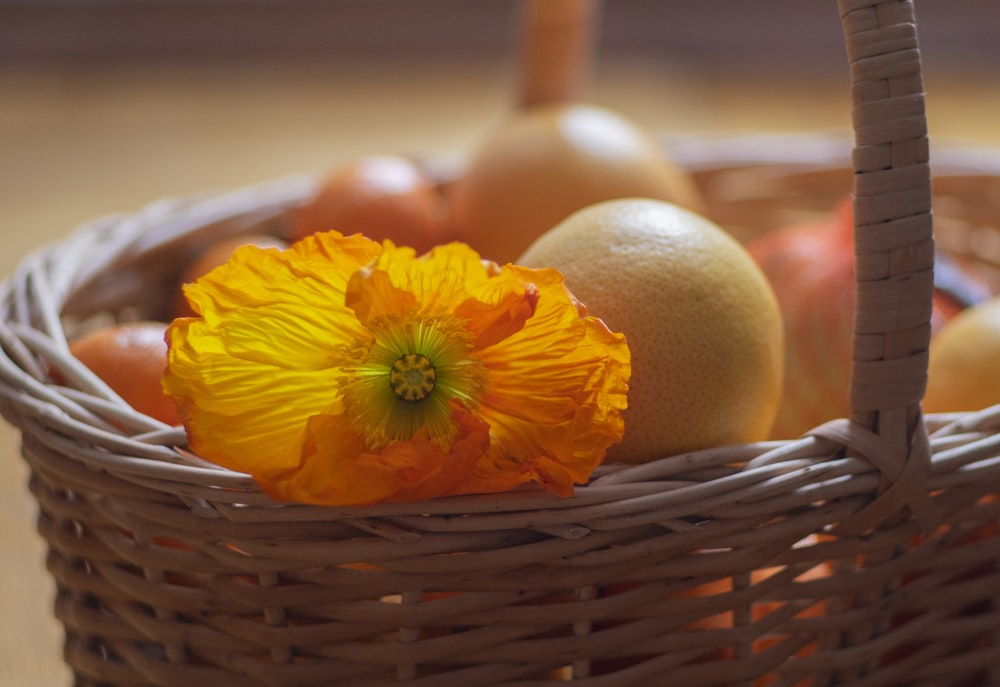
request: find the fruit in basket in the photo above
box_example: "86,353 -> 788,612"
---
451,102 -> 704,264
293,155 -> 453,252
746,197 -> 855,438
924,294 -> 1000,412
747,196 -> 991,438
66,320 -> 179,426
173,233 -> 288,317
517,198 -> 782,464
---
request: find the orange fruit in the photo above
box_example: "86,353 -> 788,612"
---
173,233 -> 288,317
67,320 -> 179,426
293,155 -> 452,252
517,198 -> 783,464
924,294 -> 1000,412
450,103 -> 704,264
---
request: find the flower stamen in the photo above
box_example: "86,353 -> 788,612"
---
390,353 -> 436,402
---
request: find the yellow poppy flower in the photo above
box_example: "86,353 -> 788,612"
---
163,231 -> 630,506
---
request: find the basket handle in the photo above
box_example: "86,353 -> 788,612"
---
517,0 -> 936,532
836,0 -> 935,534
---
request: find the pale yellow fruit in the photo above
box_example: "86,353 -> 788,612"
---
517,198 -> 784,464
924,294 -> 1000,413
450,103 -> 704,265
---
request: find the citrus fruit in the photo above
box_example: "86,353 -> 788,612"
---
450,103 -> 704,265
173,233 -> 288,317
294,155 -> 452,252
67,320 -> 179,426
924,294 -> 1000,412
517,197 -> 783,464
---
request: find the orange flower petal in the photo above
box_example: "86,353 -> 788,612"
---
474,266 -> 630,492
184,232 -> 381,321
267,402 -> 490,506
165,231 -> 382,478
375,242 -> 497,310
454,283 -> 539,350
344,250 -> 419,326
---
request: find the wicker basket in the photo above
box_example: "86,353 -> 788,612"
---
3,1 -> 1000,685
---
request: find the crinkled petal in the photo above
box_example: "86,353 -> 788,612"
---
454,283 -> 539,350
184,232 -> 379,323
473,265 -> 631,493
165,318 -> 341,477
266,402 -> 491,506
364,242 -> 542,349
365,242 -> 498,310
346,241 -> 545,362
344,246 -> 419,326
164,231 -> 382,478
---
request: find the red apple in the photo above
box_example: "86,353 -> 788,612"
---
748,196 -> 991,439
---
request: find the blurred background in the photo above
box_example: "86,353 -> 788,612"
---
4,1 -> 1000,279
1,1 -> 1000,684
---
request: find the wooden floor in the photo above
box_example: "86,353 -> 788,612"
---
2,46 -> 1000,686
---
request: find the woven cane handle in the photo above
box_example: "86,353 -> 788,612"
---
839,0 -> 932,489
840,0 -> 933,424
831,0 -> 935,532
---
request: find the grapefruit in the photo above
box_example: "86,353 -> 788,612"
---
517,198 -> 783,464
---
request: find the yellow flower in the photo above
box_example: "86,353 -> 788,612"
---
163,231 -> 630,506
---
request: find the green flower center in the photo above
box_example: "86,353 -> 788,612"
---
390,353 -> 436,401
337,311 -> 487,450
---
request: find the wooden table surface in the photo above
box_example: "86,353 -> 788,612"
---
2,51 -> 999,686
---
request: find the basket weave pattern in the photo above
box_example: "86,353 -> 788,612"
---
3,2 -> 1000,685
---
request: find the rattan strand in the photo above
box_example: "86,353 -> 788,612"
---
3,1 -> 1000,685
